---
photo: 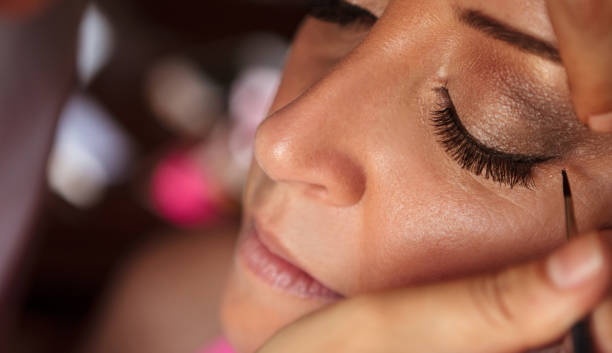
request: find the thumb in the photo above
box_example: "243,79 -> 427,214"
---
375,231 -> 612,353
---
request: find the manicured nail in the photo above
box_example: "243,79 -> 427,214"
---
547,235 -> 604,289
588,112 -> 612,133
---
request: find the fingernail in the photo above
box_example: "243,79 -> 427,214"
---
589,112 -> 612,133
588,112 -> 612,133
546,235 -> 604,289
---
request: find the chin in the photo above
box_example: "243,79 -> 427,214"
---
220,247 -> 336,353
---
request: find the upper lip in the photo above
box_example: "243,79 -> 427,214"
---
253,217 -> 304,271
252,216 -> 344,297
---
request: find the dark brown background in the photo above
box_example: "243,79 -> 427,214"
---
3,1 -> 307,352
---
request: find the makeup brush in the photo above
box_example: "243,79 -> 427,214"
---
562,170 -> 593,353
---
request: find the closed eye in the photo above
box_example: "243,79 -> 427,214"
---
308,0 -> 377,27
431,87 -> 556,189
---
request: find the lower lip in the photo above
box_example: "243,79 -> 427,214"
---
239,224 -> 341,300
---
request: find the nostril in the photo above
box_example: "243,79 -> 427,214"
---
329,165 -> 366,206
303,183 -> 329,200
291,178 -> 364,207
289,155 -> 366,207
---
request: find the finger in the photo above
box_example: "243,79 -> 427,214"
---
545,0 -> 612,132
593,298 -> 612,353
374,232 -> 612,353
592,234 -> 612,353
259,232 -> 612,353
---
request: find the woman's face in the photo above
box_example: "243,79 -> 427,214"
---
221,1 -> 612,352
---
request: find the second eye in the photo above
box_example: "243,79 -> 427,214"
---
308,0 -> 377,27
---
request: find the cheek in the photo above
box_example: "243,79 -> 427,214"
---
358,168 -> 566,291
330,110 -> 565,290
335,104 -> 567,291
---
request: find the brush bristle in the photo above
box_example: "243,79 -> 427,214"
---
562,170 -> 572,198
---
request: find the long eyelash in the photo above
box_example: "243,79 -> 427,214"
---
308,0 -> 377,26
431,88 -> 551,189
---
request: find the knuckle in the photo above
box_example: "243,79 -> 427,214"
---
593,298 -> 612,353
468,270 -> 520,330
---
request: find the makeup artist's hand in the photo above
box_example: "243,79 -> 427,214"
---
258,232 -> 612,353
546,0 -> 612,133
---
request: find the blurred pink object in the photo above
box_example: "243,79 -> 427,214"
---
150,150 -> 219,226
199,338 -> 235,353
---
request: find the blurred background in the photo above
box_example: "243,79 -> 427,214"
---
0,0 -> 308,352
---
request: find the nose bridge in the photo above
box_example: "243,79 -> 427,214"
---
253,3 -> 440,207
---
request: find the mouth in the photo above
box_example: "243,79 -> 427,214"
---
238,219 -> 342,300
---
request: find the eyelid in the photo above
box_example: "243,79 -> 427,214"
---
308,0 -> 378,26
343,0 -> 382,18
431,87 -> 558,188
434,87 -> 555,164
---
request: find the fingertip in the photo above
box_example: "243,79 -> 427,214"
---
546,233 -> 607,290
587,111 -> 612,133
592,298 -> 612,353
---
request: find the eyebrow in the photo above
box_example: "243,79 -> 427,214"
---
457,8 -> 561,63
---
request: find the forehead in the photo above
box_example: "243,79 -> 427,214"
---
348,0 -> 557,43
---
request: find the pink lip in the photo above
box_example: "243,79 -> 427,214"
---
239,221 -> 341,300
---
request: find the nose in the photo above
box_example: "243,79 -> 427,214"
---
254,81 -> 367,207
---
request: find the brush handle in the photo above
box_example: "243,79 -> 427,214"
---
571,317 -> 592,353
